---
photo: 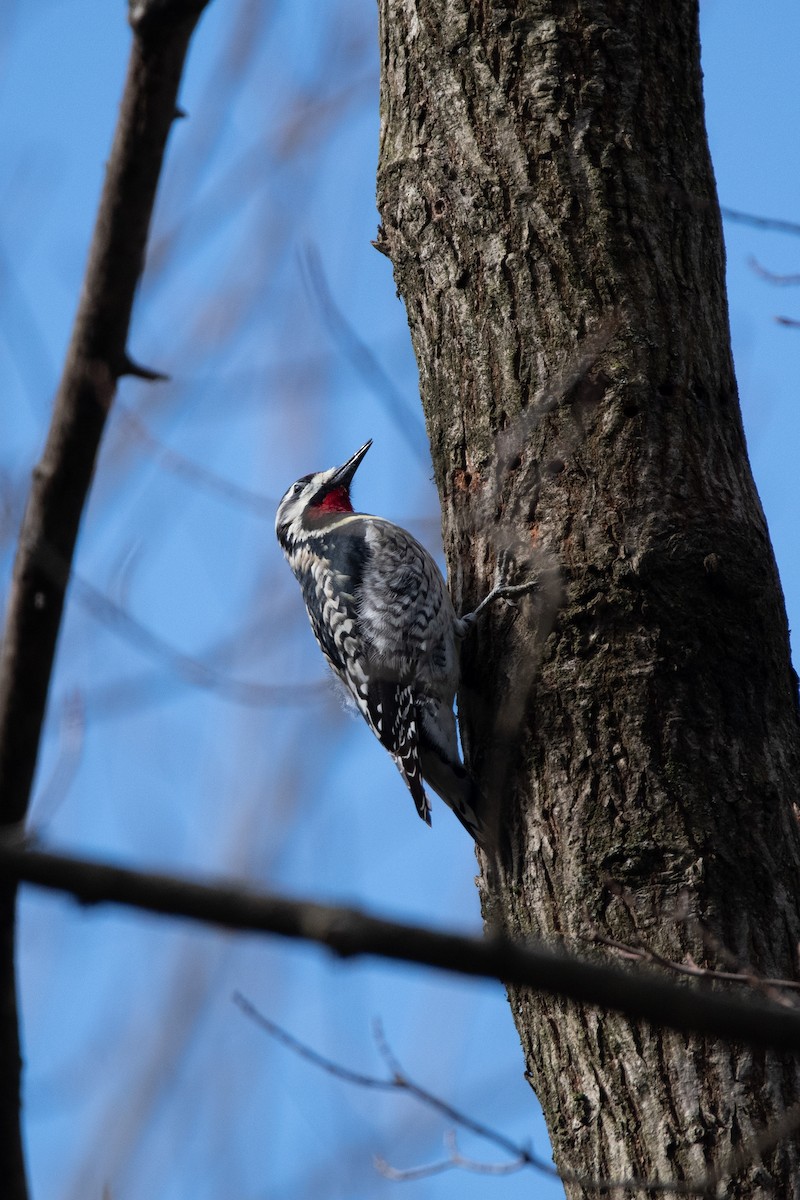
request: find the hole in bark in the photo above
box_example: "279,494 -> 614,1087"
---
571,373 -> 607,411
507,455 -> 522,472
622,402 -> 640,417
498,410 -> 508,429
546,458 -> 565,476
433,198 -> 446,217
657,381 -> 677,398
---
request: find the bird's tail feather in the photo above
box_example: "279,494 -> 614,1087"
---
419,748 -> 489,848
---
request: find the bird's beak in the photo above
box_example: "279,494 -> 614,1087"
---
331,440 -> 372,488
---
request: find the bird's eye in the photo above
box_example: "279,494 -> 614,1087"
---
293,482 -> 304,495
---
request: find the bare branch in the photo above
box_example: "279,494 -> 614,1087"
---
301,243 -> 428,460
374,1153 -> 454,1181
118,355 -> 170,382
721,206 -> 800,237
0,7 -> 209,829
115,404 -> 275,515
370,1017 -> 547,1166
591,882 -> 800,1006
237,993 -> 800,1196
749,257 -> 800,286
68,566 -> 319,708
237,993 -> 651,1192
233,993 -> 395,1091
0,11 -> 211,1196
5,839 -> 800,1058
588,926 -> 800,996
375,1128 -> 528,1180
371,1152 -> 453,1180
442,1130 -> 528,1175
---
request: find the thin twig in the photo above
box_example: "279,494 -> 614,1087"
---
233,994 -> 395,1090
114,404 -> 276,516
375,1128 -> 529,1179
235,993 -> 800,1196
301,243 -> 428,460
688,918 -> 800,1009
721,206 -> 800,237
593,884 -> 800,1005
445,1129 -> 529,1174
374,1155 -> 453,1182
749,257 -> 800,286
370,1017 -> 549,1167
28,692 -> 86,830
589,928 -> 800,994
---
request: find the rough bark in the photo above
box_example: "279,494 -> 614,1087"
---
377,1 -> 800,1195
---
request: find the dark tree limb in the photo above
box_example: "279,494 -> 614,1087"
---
0,5 -> 210,1195
0,2 -> 208,829
4,839 -> 800,1058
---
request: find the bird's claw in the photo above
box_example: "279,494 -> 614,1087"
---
456,577 -> 537,636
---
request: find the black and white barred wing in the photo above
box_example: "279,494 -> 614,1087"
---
355,517 -> 453,824
296,538 -> 431,824
363,674 -> 430,824
358,519 -> 454,680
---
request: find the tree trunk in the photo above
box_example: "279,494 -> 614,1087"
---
377,1 -> 800,1193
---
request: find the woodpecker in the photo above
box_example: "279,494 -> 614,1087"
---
276,442 -> 535,843
276,441 -> 493,841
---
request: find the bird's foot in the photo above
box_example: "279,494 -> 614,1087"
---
455,578 -> 538,638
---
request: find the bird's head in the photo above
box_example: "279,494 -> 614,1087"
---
275,440 -> 372,549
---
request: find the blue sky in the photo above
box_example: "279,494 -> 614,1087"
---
2,2 -> 799,1198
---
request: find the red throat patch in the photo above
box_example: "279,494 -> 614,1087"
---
314,486 -> 353,514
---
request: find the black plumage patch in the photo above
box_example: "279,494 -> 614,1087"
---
366,677 -> 430,825
294,529 -> 370,681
